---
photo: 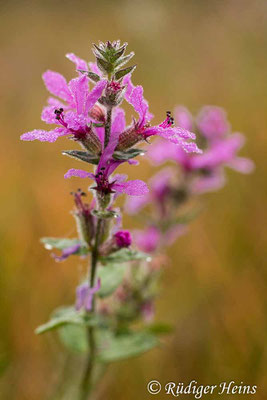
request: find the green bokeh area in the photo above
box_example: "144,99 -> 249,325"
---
0,0 -> 266,399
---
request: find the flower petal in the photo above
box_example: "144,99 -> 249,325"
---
68,75 -> 89,114
42,70 -> 72,103
64,111 -> 88,130
113,179 -> 149,196
128,85 -> 149,125
134,226 -> 161,253
227,157 -> 255,173
124,75 -> 153,122
125,193 -> 150,214
196,106 -> 230,140
75,283 -> 88,311
111,108 -> 126,134
180,141 -> 202,154
191,133 -> 245,169
20,127 -> 68,142
47,97 -> 66,108
192,170 -> 226,193
88,62 -> 101,75
53,244 -> 81,262
85,80 -> 107,113
146,126 -> 202,153
41,105 -> 58,124
174,106 -> 194,131
64,168 -> 95,179
66,53 -> 88,72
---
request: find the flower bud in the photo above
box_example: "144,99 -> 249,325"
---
79,130 -> 102,155
89,104 -> 106,123
114,230 -> 132,248
116,125 -> 143,151
99,230 -> 132,256
93,40 -> 134,79
72,190 -> 94,246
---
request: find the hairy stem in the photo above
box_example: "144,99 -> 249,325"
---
79,219 -> 102,400
104,107 -> 112,148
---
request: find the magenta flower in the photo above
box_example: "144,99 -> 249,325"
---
114,230 -> 132,248
118,76 -> 201,153
20,68 -> 107,144
196,106 -> 230,141
148,105 -> 254,193
125,167 -> 174,215
134,224 -> 187,253
64,125 -> 149,197
75,279 -> 101,312
134,226 -> 161,253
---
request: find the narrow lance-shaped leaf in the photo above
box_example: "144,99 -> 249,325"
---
35,307 -> 97,335
113,148 -> 146,161
93,44 -> 107,60
97,57 -> 113,74
40,237 -> 89,255
114,65 -> 136,80
40,237 -> 81,250
62,150 -> 99,165
77,69 -> 100,82
114,52 -> 135,69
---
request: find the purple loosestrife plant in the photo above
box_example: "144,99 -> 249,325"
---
126,105 -> 254,253
21,41 -> 201,399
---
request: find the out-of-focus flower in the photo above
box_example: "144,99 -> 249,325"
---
148,105 -> 254,193
52,243 -> 81,262
134,224 -> 187,254
75,279 -> 101,312
126,167 -> 174,215
134,226 -> 161,253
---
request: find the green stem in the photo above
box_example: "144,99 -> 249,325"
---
79,219 -> 102,400
104,107 -> 112,148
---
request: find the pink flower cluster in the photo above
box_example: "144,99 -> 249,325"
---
126,106 -> 254,253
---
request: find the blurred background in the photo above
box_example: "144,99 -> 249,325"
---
0,0 -> 266,399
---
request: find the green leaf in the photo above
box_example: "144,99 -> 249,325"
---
59,324 -> 88,353
97,331 -> 159,362
40,237 -> 89,255
40,237 -> 81,250
113,44 -> 126,60
96,57 -> 114,74
114,52 -> 134,69
35,306 -> 96,335
62,150 -> 99,165
100,248 -> 149,264
97,264 -> 126,298
77,70 -> 100,82
113,147 -> 146,161
93,44 -> 108,60
91,209 -> 118,219
114,65 -> 136,80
